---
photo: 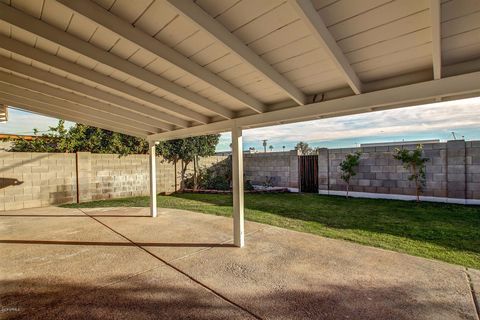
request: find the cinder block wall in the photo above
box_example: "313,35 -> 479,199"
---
90,154 -> 150,201
244,151 -> 299,189
466,141 -> 480,200
0,152 -> 76,211
183,155 -> 229,177
84,154 -> 183,201
198,155 -> 229,169
2,141 -> 479,211
319,140 -> 480,201
0,152 -> 230,211
0,152 -> 182,210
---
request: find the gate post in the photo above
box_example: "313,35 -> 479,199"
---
317,148 -> 329,194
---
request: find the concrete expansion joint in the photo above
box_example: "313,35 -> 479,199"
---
77,208 -> 263,320
169,227 -> 268,264
465,268 -> 480,320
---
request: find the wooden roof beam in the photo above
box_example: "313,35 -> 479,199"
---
0,2 -> 231,120
147,71 -> 480,141
165,0 -> 307,106
0,79 -> 163,134
0,35 -> 198,127
56,0 -> 256,115
289,0 -> 363,94
0,94 -> 149,137
430,0 -> 442,79
0,57 -> 179,131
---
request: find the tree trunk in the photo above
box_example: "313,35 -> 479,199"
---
179,160 -> 189,192
174,160 -> 178,192
415,179 -> 420,202
193,155 -> 198,191
413,163 -> 420,202
346,183 -> 349,199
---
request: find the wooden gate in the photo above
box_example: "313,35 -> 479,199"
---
299,155 -> 318,193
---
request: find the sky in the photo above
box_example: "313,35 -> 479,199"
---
1,107 -> 75,135
2,97 -> 480,151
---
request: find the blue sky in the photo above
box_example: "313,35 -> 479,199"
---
2,97 -> 480,151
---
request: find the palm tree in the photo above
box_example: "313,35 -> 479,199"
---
262,139 -> 268,153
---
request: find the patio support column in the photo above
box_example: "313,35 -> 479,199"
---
149,140 -> 157,218
232,124 -> 244,247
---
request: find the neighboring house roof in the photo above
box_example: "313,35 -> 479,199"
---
361,140 -> 441,147
0,134 -> 36,141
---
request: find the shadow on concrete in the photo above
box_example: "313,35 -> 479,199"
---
0,240 -> 234,248
0,277 -> 465,320
0,178 -> 23,189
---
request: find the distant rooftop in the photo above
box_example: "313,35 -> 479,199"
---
361,140 -> 440,147
0,133 -> 36,140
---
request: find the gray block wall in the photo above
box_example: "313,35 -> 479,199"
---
0,152 -> 76,211
466,141 -> 480,200
0,152 -> 240,210
317,148 -> 329,191
76,152 -> 91,202
2,140 -> 479,211
319,140 -> 480,201
90,154 -> 150,201
0,152 -> 187,210
84,154 -> 185,201
244,151 -> 299,189
447,140 -> 466,199
1,150 -> 300,211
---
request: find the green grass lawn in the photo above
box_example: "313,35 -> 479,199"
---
63,193 -> 480,269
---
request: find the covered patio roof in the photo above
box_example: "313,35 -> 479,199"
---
0,0 -> 479,139
1,0 -> 479,246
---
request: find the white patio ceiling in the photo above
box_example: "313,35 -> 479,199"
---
0,0 -> 479,140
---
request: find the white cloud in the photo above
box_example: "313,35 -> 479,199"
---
241,97 -> 480,144
3,98 -> 480,150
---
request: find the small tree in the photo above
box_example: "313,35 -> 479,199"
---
393,145 -> 429,202
339,151 -> 361,198
158,134 -> 220,191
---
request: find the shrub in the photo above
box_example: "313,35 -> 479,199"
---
184,157 -> 231,191
185,157 -> 255,191
245,180 -> 255,191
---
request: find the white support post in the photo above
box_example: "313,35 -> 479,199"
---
232,125 -> 244,247
149,141 -> 157,218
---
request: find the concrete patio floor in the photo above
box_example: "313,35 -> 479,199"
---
0,206 -> 479,320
